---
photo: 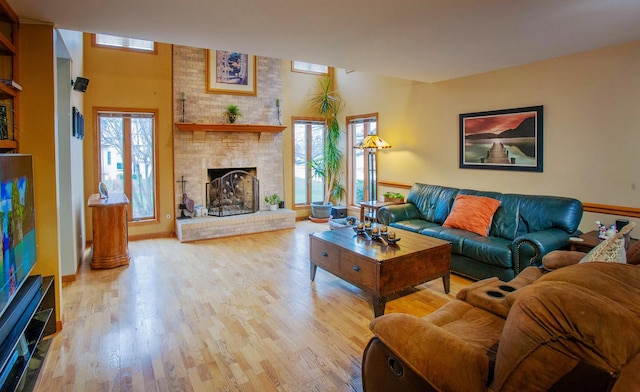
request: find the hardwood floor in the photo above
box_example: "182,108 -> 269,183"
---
33,221 -> 471,391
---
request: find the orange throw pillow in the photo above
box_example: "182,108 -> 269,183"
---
442,194 -> 501,236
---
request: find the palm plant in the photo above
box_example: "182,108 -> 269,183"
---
309,77 -> 345,206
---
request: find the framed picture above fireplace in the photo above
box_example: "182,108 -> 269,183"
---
206,49 -> 257,96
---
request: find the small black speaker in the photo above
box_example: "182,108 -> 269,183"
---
616,219 -> 629,232
72,77 -> 89,92
331,206 -> 347,218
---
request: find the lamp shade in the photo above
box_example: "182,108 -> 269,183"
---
354,135 -> 391,149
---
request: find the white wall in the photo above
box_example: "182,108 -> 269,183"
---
54,29 -> 85,278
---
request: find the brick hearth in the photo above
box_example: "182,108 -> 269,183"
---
176,209 -> 296,242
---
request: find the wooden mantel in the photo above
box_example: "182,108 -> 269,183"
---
175,123 -> 286,133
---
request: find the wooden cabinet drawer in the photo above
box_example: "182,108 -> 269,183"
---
310,240 -> 341,273
339,253 -> 377,291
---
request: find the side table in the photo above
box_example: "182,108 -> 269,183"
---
88,193 -> 130,269
570,230 -> 639,253
359,200 -> 399,223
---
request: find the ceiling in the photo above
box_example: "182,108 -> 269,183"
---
8,0 -> 640,83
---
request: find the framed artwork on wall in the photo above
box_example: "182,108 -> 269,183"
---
72,106 -> 85,140
205,49 -> 257,96
459,105 -> 543,172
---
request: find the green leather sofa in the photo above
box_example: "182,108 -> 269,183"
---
376,183 -> 583,280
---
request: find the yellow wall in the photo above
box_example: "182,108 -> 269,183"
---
83,35 -> 175,239
280,62 -> 329,218
18,24 -> 62,325
335,40 -> 640,232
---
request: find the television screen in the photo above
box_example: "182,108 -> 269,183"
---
0,155 -> 36,318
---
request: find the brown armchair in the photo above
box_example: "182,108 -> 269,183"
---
362,261 -> 640,391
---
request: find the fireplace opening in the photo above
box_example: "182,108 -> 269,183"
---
206,167 -> 259,217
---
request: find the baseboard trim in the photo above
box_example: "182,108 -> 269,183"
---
61,274 -> 76,283
128,231 -> 175,241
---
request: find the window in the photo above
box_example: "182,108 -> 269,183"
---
97,109 -> 157,221
93,33 -> 157,53
293,118 -> 325,206
291,61 -> 329,75
347,114 -> 378,205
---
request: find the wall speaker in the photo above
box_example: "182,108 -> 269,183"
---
72,77 -> 89,92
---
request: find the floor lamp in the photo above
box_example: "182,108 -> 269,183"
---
354,135 -> 391,202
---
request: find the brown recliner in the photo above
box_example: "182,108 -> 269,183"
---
362,261 -> 640,391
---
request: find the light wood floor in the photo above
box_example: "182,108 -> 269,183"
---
33,221 -> 471,392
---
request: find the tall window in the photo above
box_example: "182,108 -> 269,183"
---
93,33 -> 157,53
347,114 -> 378,205
97,110 -> 157,221
293,118 -> 325,206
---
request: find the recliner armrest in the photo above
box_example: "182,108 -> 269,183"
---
369,310 -> 493,392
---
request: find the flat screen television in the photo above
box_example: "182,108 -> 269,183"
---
0,155 -> 36,318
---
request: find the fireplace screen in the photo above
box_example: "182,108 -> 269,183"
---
206,169 -> 259,216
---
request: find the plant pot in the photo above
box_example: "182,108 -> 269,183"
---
227,113 -> 237,124
310,201 -> 333,219
384,197 -> 404,203
269,204 -> 278,211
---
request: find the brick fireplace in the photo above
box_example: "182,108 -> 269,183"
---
172,46 -> 295,241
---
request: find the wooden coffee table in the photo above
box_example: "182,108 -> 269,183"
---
309,227 -> 451,317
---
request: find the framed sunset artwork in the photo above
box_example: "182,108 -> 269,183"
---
459,106 -> 543,172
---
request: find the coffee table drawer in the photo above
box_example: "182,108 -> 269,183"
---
310,241 -> 341,273
340,253 -> 377,290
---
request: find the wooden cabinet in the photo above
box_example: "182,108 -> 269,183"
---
0,0 -> 20,152
88,193 -> 130,269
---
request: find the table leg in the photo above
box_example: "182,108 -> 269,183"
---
310,262 -> 317,281
360,205 -> 365,223
442,272 -> 450,294
372,295 -> 387,318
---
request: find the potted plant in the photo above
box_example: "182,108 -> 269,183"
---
309,77 -> 346,219
224,104 -> 242,124
264,194 -> 281,211
383,191 -> 405,203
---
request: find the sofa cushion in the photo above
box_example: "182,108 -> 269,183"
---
406,183 -> 459,224
504,194 -> 583,238
422,226 -> 478,254
461,236 -> 513,269
443,194 -> 501,236
389,219 -> 439,233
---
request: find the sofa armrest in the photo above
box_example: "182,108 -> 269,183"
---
376,204 -> 420,225
369,312 -> 491,392
512,228 -> 570,274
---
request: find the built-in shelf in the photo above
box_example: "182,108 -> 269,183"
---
175,123 -> 286,133
0,0 -> 19,150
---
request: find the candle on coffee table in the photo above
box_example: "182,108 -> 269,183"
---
380,225 -> 388,233
365,221 -> 371,229
388,231 -> 396,240
372,227 -> 379,235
